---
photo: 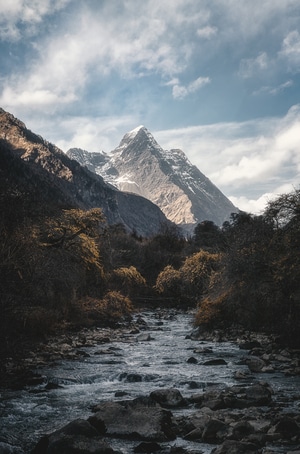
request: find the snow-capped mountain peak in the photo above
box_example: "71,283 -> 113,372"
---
67,126 -> 237,232
113,125 -> 162,156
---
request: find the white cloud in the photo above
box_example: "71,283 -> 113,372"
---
230,181 -> 299,214
239,52 -> 270,78
163,78 -> 180,87
279,30 -> 300,71
1,85 -> 76,107
172,76 -> 211,99
196,26 -> 217,39
0,0 -> 70,40
0,2 -> 202,110
229,193 -> 276,215
253,80 -> 293,96
156,105 -> 300,213
28,114 -> 138,154
1,1 -> 299,110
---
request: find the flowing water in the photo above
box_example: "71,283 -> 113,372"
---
0,309 -> 299,453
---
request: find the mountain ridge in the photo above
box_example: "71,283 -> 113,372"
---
68,126 -> 237,232
0,109 -> 171,237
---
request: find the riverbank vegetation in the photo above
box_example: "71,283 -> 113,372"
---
195,190 -> 300,347
1,180 -> 300,360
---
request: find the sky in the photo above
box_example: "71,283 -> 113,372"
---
1,0 -> 300,214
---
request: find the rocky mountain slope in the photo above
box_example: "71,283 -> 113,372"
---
0,109 -> 170,237
68,126 -> 237,232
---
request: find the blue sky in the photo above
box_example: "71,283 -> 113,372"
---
1,0 -> 300,213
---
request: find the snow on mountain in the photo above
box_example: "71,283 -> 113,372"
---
67,126 -> 238,233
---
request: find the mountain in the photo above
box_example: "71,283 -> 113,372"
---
0,109 -> 171,237
68,126 -> 237,232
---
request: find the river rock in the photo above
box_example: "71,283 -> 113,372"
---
136,333 -> 153,342
193,347 -> 213,354
119,372 -> 142,382
231,421 -> 254,440
201,418 -> 228,442
135,316 -> 148,327
187,357 -> 197,364
211,440 -> 259,453
200,382 -> 272,409
36,436 -> 116,454
0,442 -> 24,454
133,441 -> 161,452
238,341 -> 261,350
243,356 -> 266,372
203,359 -> 227,366
88,401 -> 176,441
268,416 -> 300,438
150,388 -> 186,408
233,370 -> 252,380
244,383 -> 273,405
31,419 -> 110,454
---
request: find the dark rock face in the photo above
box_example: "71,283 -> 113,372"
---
0,109 -> 171,237
68,126 -> 238,233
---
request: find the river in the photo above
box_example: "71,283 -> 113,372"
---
0,309 -> 299,453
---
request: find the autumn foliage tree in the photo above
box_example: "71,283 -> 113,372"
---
155,250 -> 220,306
0,205 -> 106,340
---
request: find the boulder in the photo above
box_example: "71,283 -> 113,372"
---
201,418 -> 228,442
31,419 -> 111,454
0,442 -> 24,454
203,359 -> 227,366
186,357 -> 197,364
119,372 -> 142,382
136,334 -> 152,342
268,416 -> 300,438
200,388 -> 225,410
193,347 -> 213,354
244,356 -> 266,372
231,421 -> 254,440
41,436 -> 115,454
238,341 -> 261,350
133,442 -> 161,452
211,440 -> 259,453
244,383 -> 272,406
179,412 -> 211,439
88,401 -> 175,441
200,383 -> 272,410
150,388 -> 186,408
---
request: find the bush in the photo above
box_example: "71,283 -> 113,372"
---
109,266 -> 146,297
155,265 -> 183,304
78,291 -> 133,327
180,250 -> 220,305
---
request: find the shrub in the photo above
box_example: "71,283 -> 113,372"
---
109,266 -> 146,298
155,265 -> 183,304
180,250 -> 220,305
78,291 -> 133,327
